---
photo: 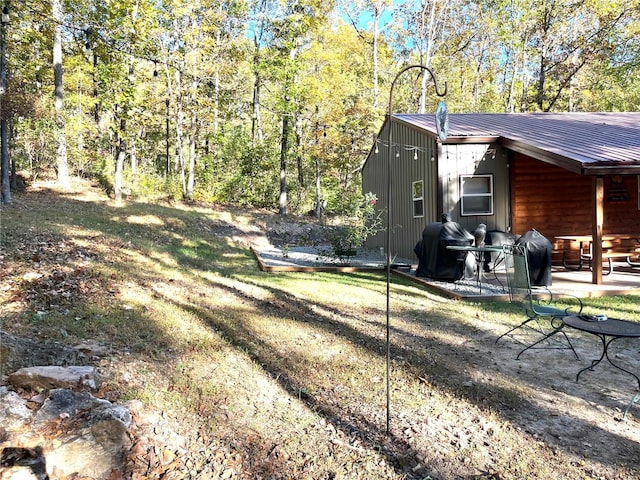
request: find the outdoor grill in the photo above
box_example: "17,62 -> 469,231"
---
515,229 -> 553,286
415,221 -> 474,281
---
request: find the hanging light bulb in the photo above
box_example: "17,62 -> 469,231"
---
413,149 -> 418,161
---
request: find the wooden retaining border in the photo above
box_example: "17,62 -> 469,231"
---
251,246 -> 386,273
392,269 -> 511,302
252,247 -> 511,301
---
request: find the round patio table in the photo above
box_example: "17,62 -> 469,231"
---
563,315 -> 640,419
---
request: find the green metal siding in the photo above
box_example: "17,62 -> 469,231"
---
362,121 -> 510,260
440,143 -> 510,234
363,119 -> 438,260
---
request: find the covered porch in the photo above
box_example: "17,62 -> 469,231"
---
397,259 -> 640,300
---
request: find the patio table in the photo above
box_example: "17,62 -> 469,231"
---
563,314 -> 640,419
446,245 -> 504,294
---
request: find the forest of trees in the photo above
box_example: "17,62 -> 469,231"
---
0,0 -> 639,214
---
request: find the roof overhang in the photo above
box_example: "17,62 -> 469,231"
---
389,112 -> 640,176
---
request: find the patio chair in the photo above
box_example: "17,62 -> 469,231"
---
496,243 -> 583,359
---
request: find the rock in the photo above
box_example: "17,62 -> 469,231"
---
0,446 -> 48,480
8,365 -> 97,392
0,331 -> 89,372
35,389 -> 132,479
0,386 -> 33,430
0,388 -> 132,480
73,341 -> 110,357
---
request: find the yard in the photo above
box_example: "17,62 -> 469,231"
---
2,178 -> 640,479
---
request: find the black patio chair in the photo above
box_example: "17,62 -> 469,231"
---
496,243 -> 583,359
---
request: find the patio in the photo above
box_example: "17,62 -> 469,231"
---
398,261 -> 640,300
253,246 -> 640,299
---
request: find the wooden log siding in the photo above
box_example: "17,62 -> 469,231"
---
511,153 -> 640,261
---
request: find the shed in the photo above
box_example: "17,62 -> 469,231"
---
361,112 -> 640,284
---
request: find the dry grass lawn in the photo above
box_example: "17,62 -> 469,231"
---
2,177 -> 640,479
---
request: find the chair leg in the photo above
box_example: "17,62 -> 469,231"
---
498,317 -> 579,360
515,326 -> 579,360
495,317 -> 536,344
559,329 -> 579,359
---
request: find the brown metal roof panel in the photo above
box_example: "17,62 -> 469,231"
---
392,112 -> 640,172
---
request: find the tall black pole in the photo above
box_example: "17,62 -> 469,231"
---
386,65 -> 447,435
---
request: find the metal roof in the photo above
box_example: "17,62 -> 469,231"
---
393,112 -> 640,175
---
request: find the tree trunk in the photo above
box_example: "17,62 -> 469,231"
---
372,6 -> 380,109
315,155 -> 321,218
0,119 -> 9,204
537,51 -> 546,110
520,43 -> 529,112
279,115 -> 288,216
130,138 -> 137,185
252,71 -> 263,146
114,147 -> 126,203
165,98 -> 170,176
186,97 -> 196,198
9,119 -> 15,191
174,70 -> 186,196
114,115 -> 126,203
53,0 -> 70,191
0,18 -> 10,204
506,50 -> 517,113
419,0 -> 438,113
295,113 -> 304,207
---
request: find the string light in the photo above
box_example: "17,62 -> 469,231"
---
373,138 -> 433,157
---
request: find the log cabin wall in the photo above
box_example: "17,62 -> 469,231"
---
510,153 -> 591,238
510,153 -> 640,262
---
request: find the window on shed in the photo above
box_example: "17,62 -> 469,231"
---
412,180 -> 424,218
460,174 -> 493,216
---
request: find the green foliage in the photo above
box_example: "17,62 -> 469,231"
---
12,113 -> 57,180
5,0 -> 640,204
192,128 -> 280,208
327,192 -> 385,259
134,173 -> 184,202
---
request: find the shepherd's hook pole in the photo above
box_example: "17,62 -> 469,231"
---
386,65 -> 446,436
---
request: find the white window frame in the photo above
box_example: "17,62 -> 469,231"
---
459,174 -> 494,216
412,180 -> 424,218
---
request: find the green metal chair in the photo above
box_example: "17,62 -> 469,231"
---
496,243 -> 583,359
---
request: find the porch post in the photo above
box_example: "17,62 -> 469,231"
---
592,176 -> 604,284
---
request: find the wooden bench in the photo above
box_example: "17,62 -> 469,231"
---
578,251 -> 632,275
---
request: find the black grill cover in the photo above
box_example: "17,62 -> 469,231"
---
515,229 -> 552,286
416,221 -> 474,281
